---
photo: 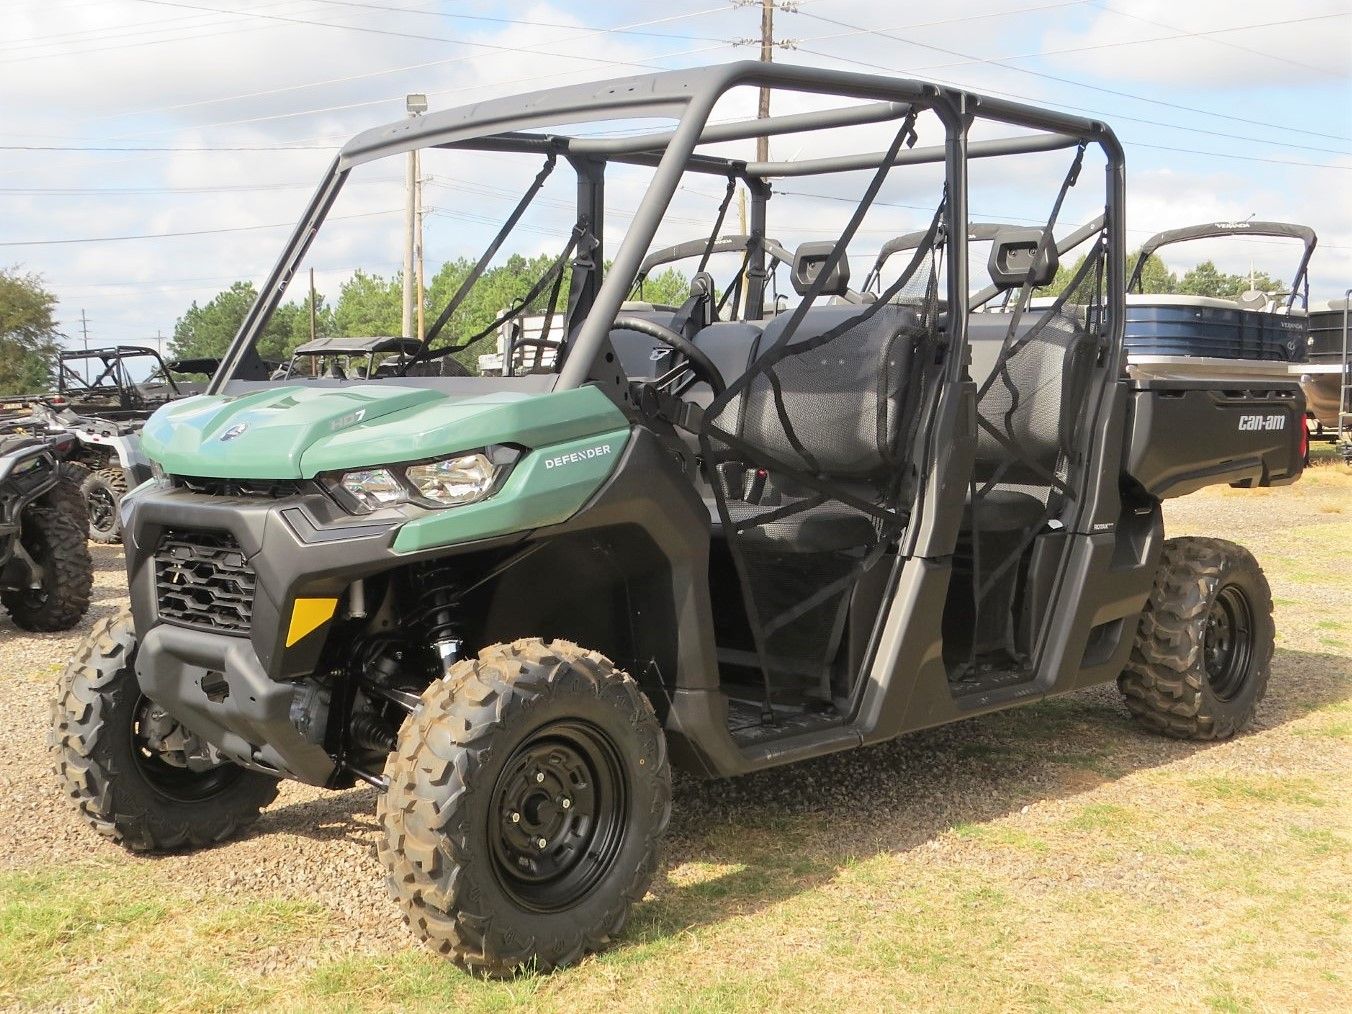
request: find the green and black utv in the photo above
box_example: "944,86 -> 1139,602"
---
52,64 -> 1305,975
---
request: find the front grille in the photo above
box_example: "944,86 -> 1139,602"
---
155,529 -> 255,634
173,475 -> 313,498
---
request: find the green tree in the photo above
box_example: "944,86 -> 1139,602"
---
639,267 -> 691,308
1133,251 -> 1177,294
334,270 -> 401,338
422,254 -> 576,372
171,280 -> 313,362
1040,249 -> 1178,298
170,281 -> 257,360
0,267 -> 62,395
1177,260 -> 1283,299
262,291 -> 332,363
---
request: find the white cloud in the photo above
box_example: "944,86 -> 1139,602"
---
1038,0 -> 1352,88
1,0 -> 1348,349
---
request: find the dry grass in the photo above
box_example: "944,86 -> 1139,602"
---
1,472 -> 1349,1013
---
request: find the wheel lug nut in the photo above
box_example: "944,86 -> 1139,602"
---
510,812 -> 520,824
561,798 -> 571,809
535,772 -> 545,783
537,837 -> 547,849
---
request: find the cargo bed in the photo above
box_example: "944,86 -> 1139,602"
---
1123,377 -> 1304,499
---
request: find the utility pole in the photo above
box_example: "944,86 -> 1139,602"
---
402,93 -> 428,338
756,0 -> 773,163
80,309 -> 90,383
734,0 -> 797,164
309,267 -> 318,342
415,147 -> 426,340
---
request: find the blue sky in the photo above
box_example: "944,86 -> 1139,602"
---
2,0 -> 1348,353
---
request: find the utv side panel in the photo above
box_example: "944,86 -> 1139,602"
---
392,426 -> 630,552
1124,380 -> 1305,498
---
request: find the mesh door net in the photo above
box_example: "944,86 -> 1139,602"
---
960,231 -> 1107,674
699,205 -> 945,716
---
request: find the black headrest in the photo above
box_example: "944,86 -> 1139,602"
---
791,241 -> 850,297
987,228 -> 1059,290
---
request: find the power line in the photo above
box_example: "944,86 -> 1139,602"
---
1088,0 -> 1347,79
0,0 -> 320,65
802,42 -> 1352,159
788,44 -> 1352,168
130,0 -> 691,67
791,8 -> 1352,145
0,176 -> 401,195
0,207 -> 401,247
99,5 -> 734,123
0,143 -> 333,152
300,0 -> 724,42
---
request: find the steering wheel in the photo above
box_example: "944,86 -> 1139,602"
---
612,315 -> 727,397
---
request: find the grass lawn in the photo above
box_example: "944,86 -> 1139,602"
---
2,465 -> 1348,1013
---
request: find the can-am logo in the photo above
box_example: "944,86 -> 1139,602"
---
219,423 -> 249,441
544,443 -> 612,469
1238,414 -> 1285,432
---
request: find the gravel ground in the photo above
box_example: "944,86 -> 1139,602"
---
2,474 -> 1349,976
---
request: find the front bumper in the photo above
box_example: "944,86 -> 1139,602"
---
124,483 -> 520,783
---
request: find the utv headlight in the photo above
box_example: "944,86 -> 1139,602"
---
404,452 -> 497,507
339,468 -> 407,511
329,451 -> 504,514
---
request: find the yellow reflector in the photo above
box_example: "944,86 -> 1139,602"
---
286,597 -> 338,647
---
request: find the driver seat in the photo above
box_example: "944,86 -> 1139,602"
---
703,301 -> 924,552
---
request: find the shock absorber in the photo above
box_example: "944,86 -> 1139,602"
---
414,563 -> 465,678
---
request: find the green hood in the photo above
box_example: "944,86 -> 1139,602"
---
141,384 -> 628,479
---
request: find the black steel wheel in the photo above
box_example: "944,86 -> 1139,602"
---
51,608 -> 279,851
81,467 -> 127,544
1119,537 -> 1274,740
1202,584 -> 1254,701
488,719 -> 630,913
129,695 -> 245,803
378,638 -> 670,977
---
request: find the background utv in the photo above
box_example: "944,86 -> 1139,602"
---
52,64 -> 1304,976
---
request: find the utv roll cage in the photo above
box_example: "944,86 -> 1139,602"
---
1127,221 -> 1317,310
277,335 -> 422,380
212,62 -> 1125,399
56,345 -> 180,417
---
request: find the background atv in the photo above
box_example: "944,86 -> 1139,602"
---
41,346 -> 182,543
53,64 -> 1304,976
1,432 -> 92,631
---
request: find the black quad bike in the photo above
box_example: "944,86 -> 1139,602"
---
52,65 -> 1304,975
1,432 -> 93,631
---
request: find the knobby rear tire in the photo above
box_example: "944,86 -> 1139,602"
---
1119,537 -> 1274,740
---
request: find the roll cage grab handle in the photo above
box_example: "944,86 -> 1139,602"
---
208,62 -> 1126,396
